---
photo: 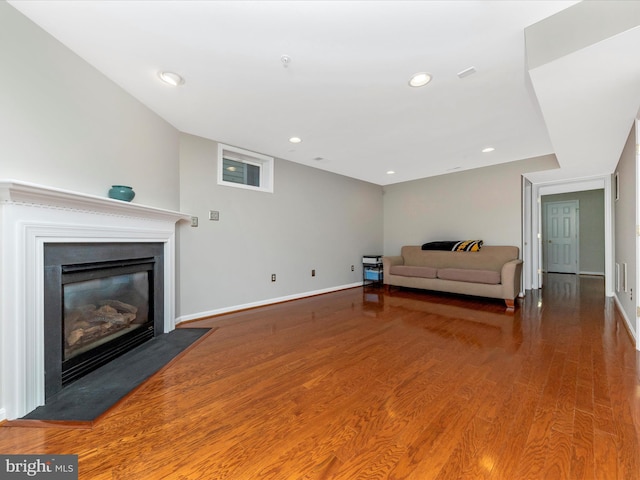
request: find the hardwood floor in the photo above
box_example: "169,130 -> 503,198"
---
1,274 -> 639,479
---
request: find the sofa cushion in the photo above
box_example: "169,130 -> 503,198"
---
389,265 -> 437,279
437,268 -> 501,285
401,245 -> 518,271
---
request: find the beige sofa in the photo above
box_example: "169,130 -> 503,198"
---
382,245 -> 523,309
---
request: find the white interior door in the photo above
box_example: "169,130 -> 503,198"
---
545,201 -> 579,274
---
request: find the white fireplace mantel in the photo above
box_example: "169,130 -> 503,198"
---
0,180 -> 191,420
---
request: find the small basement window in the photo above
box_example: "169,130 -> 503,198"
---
217,144 -> 274,193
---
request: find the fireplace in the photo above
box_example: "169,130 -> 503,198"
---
44,242 -> 164,399
0,180 -> 189,420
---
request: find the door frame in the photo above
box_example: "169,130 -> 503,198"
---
635,118 -> 640,349
523,175 -> 612,295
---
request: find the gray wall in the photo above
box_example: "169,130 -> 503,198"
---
0,2 -> 180,210
614,123 -> 636,340
177,134 -> 383,319
542,190 -> 605,275
382,155 -> 559,255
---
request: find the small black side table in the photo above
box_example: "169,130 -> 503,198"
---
362,255 -> 383,287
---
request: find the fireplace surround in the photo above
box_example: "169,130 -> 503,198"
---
44,241 -> 165,399
0,181 -> 190,420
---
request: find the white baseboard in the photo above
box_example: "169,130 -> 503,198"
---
0,408 -> 6,422
176,282 -> 363,324
613,295 -> 638,350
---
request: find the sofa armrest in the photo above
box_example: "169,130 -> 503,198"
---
501,259 -> 524,299
382,255 -> 403,269
382,256 -> 403,285
382,255 -> 404,285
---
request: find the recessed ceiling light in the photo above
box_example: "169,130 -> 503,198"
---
482,147 -> 495,153
408,72 -> 432,88
158,71 -> 184,86
386,170 -> 396,175
289,137 -> 302,144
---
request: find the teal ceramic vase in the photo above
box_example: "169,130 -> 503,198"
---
108,185 -> 135,202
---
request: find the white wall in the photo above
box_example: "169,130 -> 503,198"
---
177,134 -> 383,320
614,123 -> 637,341
0,2 -> 180,210
383,155 -> 559,255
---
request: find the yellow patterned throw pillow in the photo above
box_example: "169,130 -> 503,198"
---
452,240 -> 483,252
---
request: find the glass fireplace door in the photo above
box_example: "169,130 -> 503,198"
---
64,271 -> 150,361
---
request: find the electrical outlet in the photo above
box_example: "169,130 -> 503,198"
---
209,210 -> 220,221
271,274 -> 276,282
312,269 -> 316,277
351,265 -> 354,271
190,216 -> 198,227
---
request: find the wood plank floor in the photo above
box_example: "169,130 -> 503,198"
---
1,274 -> 639,479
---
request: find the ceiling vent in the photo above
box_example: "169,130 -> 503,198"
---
457,67 -> 476,79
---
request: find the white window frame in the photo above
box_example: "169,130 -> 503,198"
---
217,143 -> 274,193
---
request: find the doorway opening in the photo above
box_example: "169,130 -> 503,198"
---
523,176 -> 611,294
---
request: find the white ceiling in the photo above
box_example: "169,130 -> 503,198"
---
10,0 -> 636,186
526,18 -> 640,184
